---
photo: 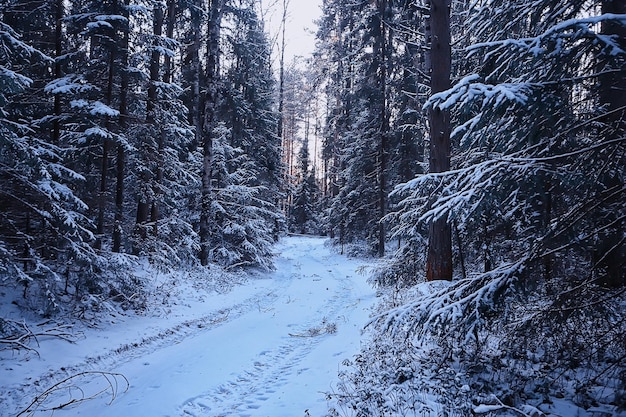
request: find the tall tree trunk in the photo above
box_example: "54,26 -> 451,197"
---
152,0 -> 175,236
189,0 -> 204,150
426,0 -> 453,281
113,144 -> 125,252
375,0 -> 390,258
164,0 -> 176,86
278,0 -> 288,212
52,0 -> 63,145
187,0 -> 204,260
596,0 -> 626,287
113,0 -> 130,253
136,4 -> 165,245
199,0 -> 223,266
96,32 -> 117,250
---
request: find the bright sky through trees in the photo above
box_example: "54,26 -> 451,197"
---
264,0 -> 322,63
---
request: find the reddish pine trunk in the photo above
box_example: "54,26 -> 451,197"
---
426,0 -> 453,281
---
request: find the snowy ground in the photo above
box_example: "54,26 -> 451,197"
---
1,236 -> 377,417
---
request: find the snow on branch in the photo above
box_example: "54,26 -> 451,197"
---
0,318 -> 76,357
468,13 -> 626,59
0,22 -> 52,63
44,76 -> 96,95
370,260 -> 525,342
391,155 -> 544,226
474,396 -> 541,417
0,67 -> 32,90
70,100 -> 120,117
425,74 -> 533,111
391,126 -> 623,229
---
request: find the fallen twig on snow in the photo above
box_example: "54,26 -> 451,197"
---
0,318 -> 76,356
17,371 -> 129,417
289,320 -> 337,337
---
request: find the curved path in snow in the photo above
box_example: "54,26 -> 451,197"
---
10,236 -> 376,417
178,236 -> 374,417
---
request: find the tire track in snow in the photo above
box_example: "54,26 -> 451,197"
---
4,281 -> 291,415
4,237 -> 373,417
179,239 -> 365,417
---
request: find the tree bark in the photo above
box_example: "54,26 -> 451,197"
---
375,0 -> 390,258
96,23 -> 117,250
164,0 -> 176,86
113,0 -> 130,253
135,4 -> 165,245
426,0 -> 453,281
52,0 -> 63,145
199,0 -> 223,266
152,0 -> 174,236
189,0 -> 204,151
596,0 -> 626,287
278,0 -> 287,198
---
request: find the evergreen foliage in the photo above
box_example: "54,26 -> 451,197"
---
212,0 -> 283,268
3,0 -> 625,412
0,17 -> 97,315
317,0 -> 626,414
317,0 -> 429,255
289,140 -> 321,235
0,0 -> 285,312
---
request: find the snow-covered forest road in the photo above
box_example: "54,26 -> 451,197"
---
1,236 -> 377,417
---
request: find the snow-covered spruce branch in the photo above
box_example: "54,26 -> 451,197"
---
424,74 -> 532,111
514,182 -> 625,260
370,260 -> 525,342
538,212 -> 626,261
391,130 -> 623,228
506,135 -> 626,164
16,371 -> 129,417
467,13 -> 626,62
0,21 -> 53,63
391,158 -> 544,225
0,318 -> 76,356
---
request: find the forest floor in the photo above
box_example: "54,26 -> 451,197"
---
0,236 -> 377,417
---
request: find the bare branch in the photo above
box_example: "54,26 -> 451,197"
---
17,371 -> 129,417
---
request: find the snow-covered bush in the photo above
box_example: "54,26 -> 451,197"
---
331,274 -> 626,416
326,333 -> 471,417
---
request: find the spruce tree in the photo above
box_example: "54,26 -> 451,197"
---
318,0 -> 395,255
200,0 -> 283,269
0,14 -> 95,313
290,140 -> 321,234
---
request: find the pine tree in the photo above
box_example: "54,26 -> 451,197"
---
0,14 -> 95,314
289,140 -> 321,234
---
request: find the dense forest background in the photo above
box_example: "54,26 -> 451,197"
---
1,0 -> 625,414
1,0 -> 286,311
